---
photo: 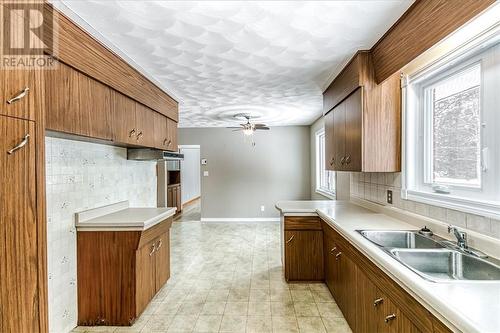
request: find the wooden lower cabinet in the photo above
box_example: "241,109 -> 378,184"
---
320,221 -> 450,333
77,218 -> 172,326
167,184 -> 182,214
284,229 -> 324,281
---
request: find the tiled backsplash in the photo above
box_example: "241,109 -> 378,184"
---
350,172 -> 500,240
45,137 -> 157,333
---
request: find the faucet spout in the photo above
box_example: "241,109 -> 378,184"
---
448,225 -> 468,249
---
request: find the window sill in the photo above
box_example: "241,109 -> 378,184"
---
316,189 -> 336,200
402,188 -> 500,220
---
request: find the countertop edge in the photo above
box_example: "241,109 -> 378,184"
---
76,207 -> 177,231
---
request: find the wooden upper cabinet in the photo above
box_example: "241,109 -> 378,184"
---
46,62 -> 87,135
324,109 -> 335,169
135,102 -> 156,148
0,69 -> 43,121
153,112 -> 168,150
78,74 -> 112,140
323,51 -> 401,172
0,116 -> 40,333
111,90 -> 137,145
166,118 -> 178,152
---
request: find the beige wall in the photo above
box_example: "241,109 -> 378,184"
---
179,126 -> 311,219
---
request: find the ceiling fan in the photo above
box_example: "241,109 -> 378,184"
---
227,113 -> 270,136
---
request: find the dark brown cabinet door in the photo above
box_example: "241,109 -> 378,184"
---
356,267 -> 379,333
78,74 -> 112,140
337,248 -> 357,330
344,88 -> 362,171
376,293 -> 400,333
284,230 -> 324,281
324,235 -> 337,297
46,62 -> 88,135
0,69 -> 42,121
111,90 -> 137,145
153,112 -> 168,150
0,116 -> 39,333
135,241 -> 156,315
135,103 -> 156,148
332,102 -> 346,171
324,109 -> 335,170
166,118 -> 178,152
155,232 -> 170,291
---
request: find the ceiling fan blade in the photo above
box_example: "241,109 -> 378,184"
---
255,127 -> 270,130
232,129 -> 243,132
253,124 -> 267,127
226,126 -> 243,129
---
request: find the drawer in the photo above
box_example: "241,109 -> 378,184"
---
285,216 -> 322,230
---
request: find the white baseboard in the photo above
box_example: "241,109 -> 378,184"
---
201,217 -> 280,222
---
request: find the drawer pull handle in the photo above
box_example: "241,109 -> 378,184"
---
136,131 -> 143,140
385,314 -> 396,323
373,298 -> 384,307
335,252 -> 342,260
7,87 -> 29,104
330,247 -> 337,254
149,243 -> 156,256
129,129 -> 136,137
286,235 -> 295,244
7,134 -> 30,155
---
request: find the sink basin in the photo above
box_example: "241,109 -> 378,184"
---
358,230 -> 444,249
391,249 -> 500,281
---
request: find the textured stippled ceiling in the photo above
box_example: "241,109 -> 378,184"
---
54,1 -> 412,127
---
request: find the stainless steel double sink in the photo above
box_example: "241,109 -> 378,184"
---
357,230 -> 500,282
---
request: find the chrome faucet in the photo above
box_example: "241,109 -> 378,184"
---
448,225 -> 468,249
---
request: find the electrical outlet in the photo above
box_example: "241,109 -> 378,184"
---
387,190 -> 393,204
260,205 -> 265,212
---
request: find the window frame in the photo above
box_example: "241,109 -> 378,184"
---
402,32 -> 500,219
315,128 -> 335,199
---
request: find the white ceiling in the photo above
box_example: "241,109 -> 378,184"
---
54,1 -> 412,128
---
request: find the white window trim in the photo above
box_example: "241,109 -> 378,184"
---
402,27 -> 500,220
315,128 -> 336,199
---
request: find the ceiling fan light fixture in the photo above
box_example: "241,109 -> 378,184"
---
243,128 -> 254,136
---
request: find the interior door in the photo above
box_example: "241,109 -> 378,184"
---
344,88 -> 362,171
154,232 -> 170,291
135,240 -> 156,315
111,90 -> 137,145
0,115 -> 39,333
324,109 -> 335,170
332,101 -> 346,171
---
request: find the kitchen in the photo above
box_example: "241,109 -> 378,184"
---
1,1 -> 500,333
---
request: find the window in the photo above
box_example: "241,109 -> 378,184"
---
316,129 -> 335,198
404,33 -> 500,218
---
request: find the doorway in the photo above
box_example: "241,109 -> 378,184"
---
175,145 -> 201,222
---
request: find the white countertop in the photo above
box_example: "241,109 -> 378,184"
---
76,201 -> 177,231
275,200 -> 500,333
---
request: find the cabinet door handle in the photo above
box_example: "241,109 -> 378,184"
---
329,157 -> 335,166
136,131 -> 143,141
129,129 -> 136,138
340,156 -> 346,165
167,140 -> 172,146
384,314 -> 396,323
345,155 -> 351,165
335,252 -> 342,260
286,235 -> 295,244
7,87 -> 29,104
330,247 -> 337,254
7,134 -> 30,155
149,243 -> 156,256
373,298 -> 384,307
157,239 -> 163,249
163,138 -> 168,146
